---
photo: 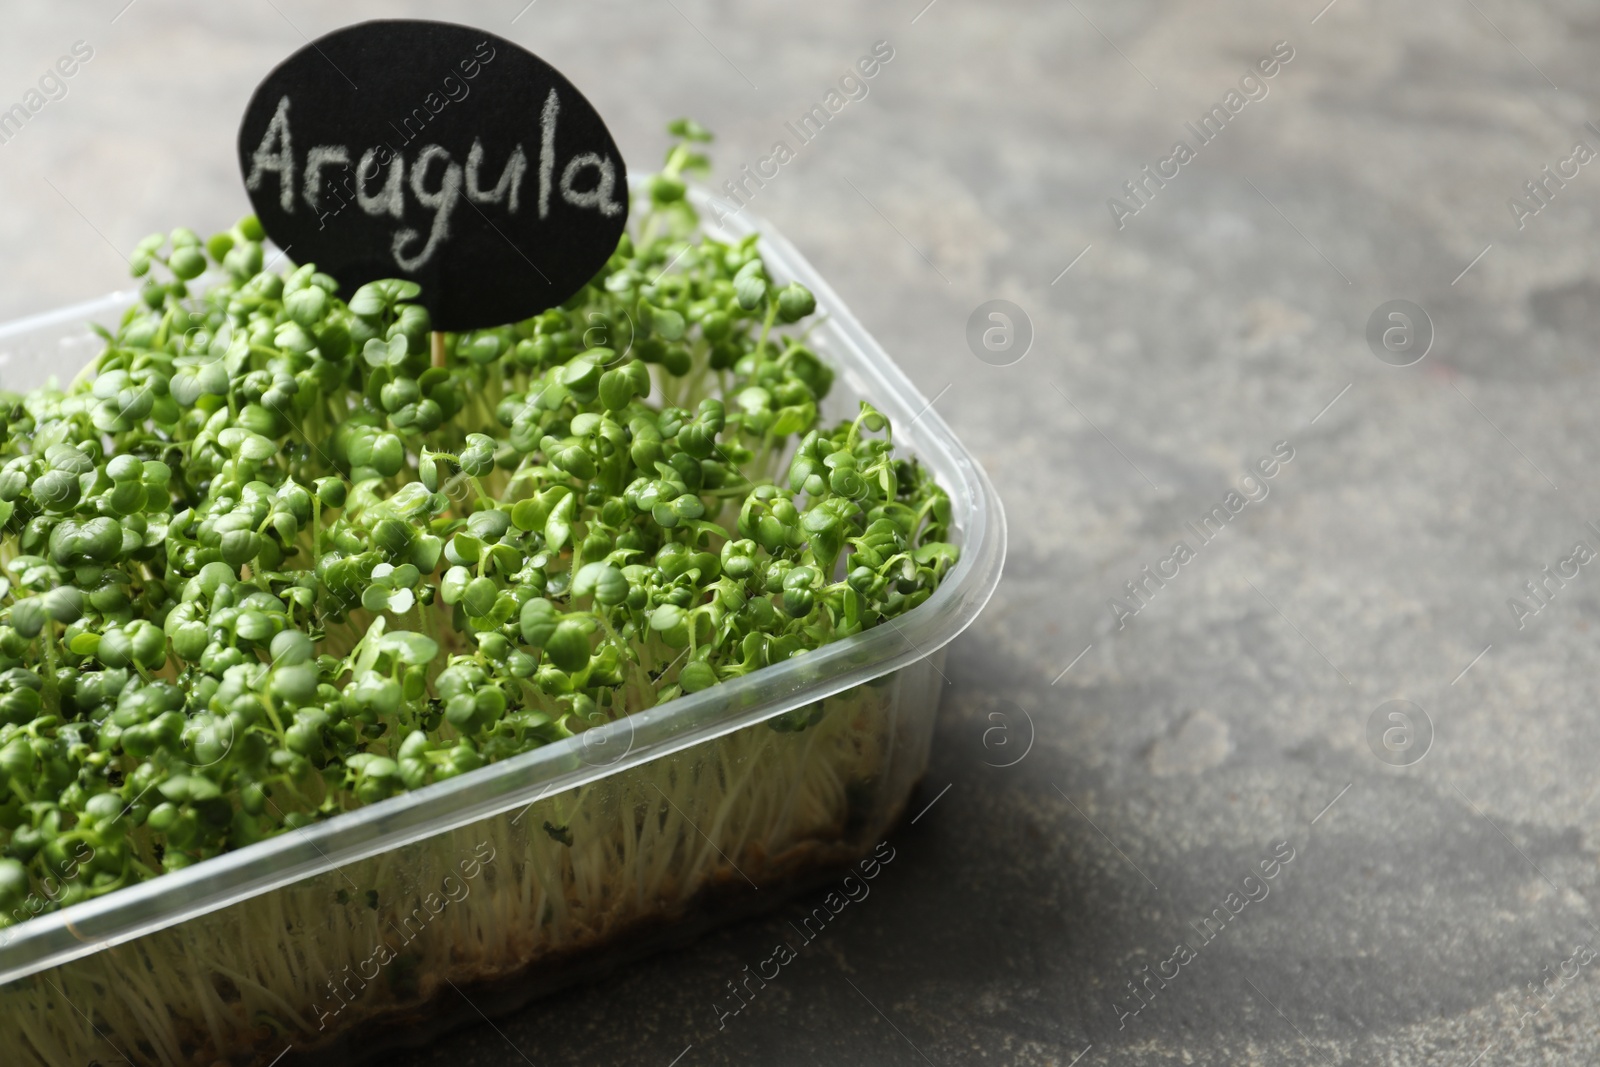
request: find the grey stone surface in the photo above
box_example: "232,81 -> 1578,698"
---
4,1 -> 1600,1064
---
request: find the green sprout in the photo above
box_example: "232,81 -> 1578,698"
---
0,121 -> 957,926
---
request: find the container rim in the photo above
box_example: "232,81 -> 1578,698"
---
0,187 -> 1006,985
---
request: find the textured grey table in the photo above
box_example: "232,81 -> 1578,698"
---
4,1 -> 1598,1064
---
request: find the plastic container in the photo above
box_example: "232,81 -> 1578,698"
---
0,192 -> 1006,1067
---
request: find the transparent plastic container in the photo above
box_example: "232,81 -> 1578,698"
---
0,193 -> 1006,1066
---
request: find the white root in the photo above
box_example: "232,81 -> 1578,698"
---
0,664 -> 935,1067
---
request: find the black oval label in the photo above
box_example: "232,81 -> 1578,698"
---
238,19 -> 628,331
